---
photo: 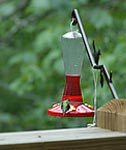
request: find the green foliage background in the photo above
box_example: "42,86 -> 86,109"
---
0,0 -> 126,132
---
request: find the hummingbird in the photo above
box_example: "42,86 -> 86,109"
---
61,99 -> 70,114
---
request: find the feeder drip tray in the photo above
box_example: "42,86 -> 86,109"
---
48,102 -> 94,117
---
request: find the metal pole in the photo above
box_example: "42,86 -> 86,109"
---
72,9 -> 96,67
71,9 -> 118,99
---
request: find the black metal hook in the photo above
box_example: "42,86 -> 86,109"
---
71,11 -> 77,25
92,40 -> 101,65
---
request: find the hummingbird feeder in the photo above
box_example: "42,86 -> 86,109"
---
48,9 -> 118,117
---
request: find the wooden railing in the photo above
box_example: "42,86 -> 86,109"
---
0,99 -> 126,150
0,127 -> 126,150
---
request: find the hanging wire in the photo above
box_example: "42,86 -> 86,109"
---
70,20 -> 74,32
70,20 -> 79,36
88,68 -> 98,127
92,68 -> 98,125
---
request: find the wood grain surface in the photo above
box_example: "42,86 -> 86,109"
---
0,127 -> 126,150
97,99 -> 126,132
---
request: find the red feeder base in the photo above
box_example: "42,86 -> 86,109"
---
48,102 -> 94,117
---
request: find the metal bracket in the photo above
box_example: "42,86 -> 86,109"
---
71,9 -> 118,99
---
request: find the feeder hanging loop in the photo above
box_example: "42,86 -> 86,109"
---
71,9 -> 118,99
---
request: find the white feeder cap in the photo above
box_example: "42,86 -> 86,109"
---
62,31 -> 82,39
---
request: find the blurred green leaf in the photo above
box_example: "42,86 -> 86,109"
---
31,0 -> 50,14
0,2 -> 14,16
89,8 -> 113,29
8,52 -> 37,66
33,30 -> 53,52
0,113 -> 12,123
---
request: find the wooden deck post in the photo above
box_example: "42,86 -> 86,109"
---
97,99 -> 126,132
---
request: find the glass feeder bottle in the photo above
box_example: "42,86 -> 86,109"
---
61,31 -> 84,104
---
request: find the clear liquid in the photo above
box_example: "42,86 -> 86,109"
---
62,31 -> 84,75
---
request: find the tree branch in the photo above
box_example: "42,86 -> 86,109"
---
0,8 -> 55,48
